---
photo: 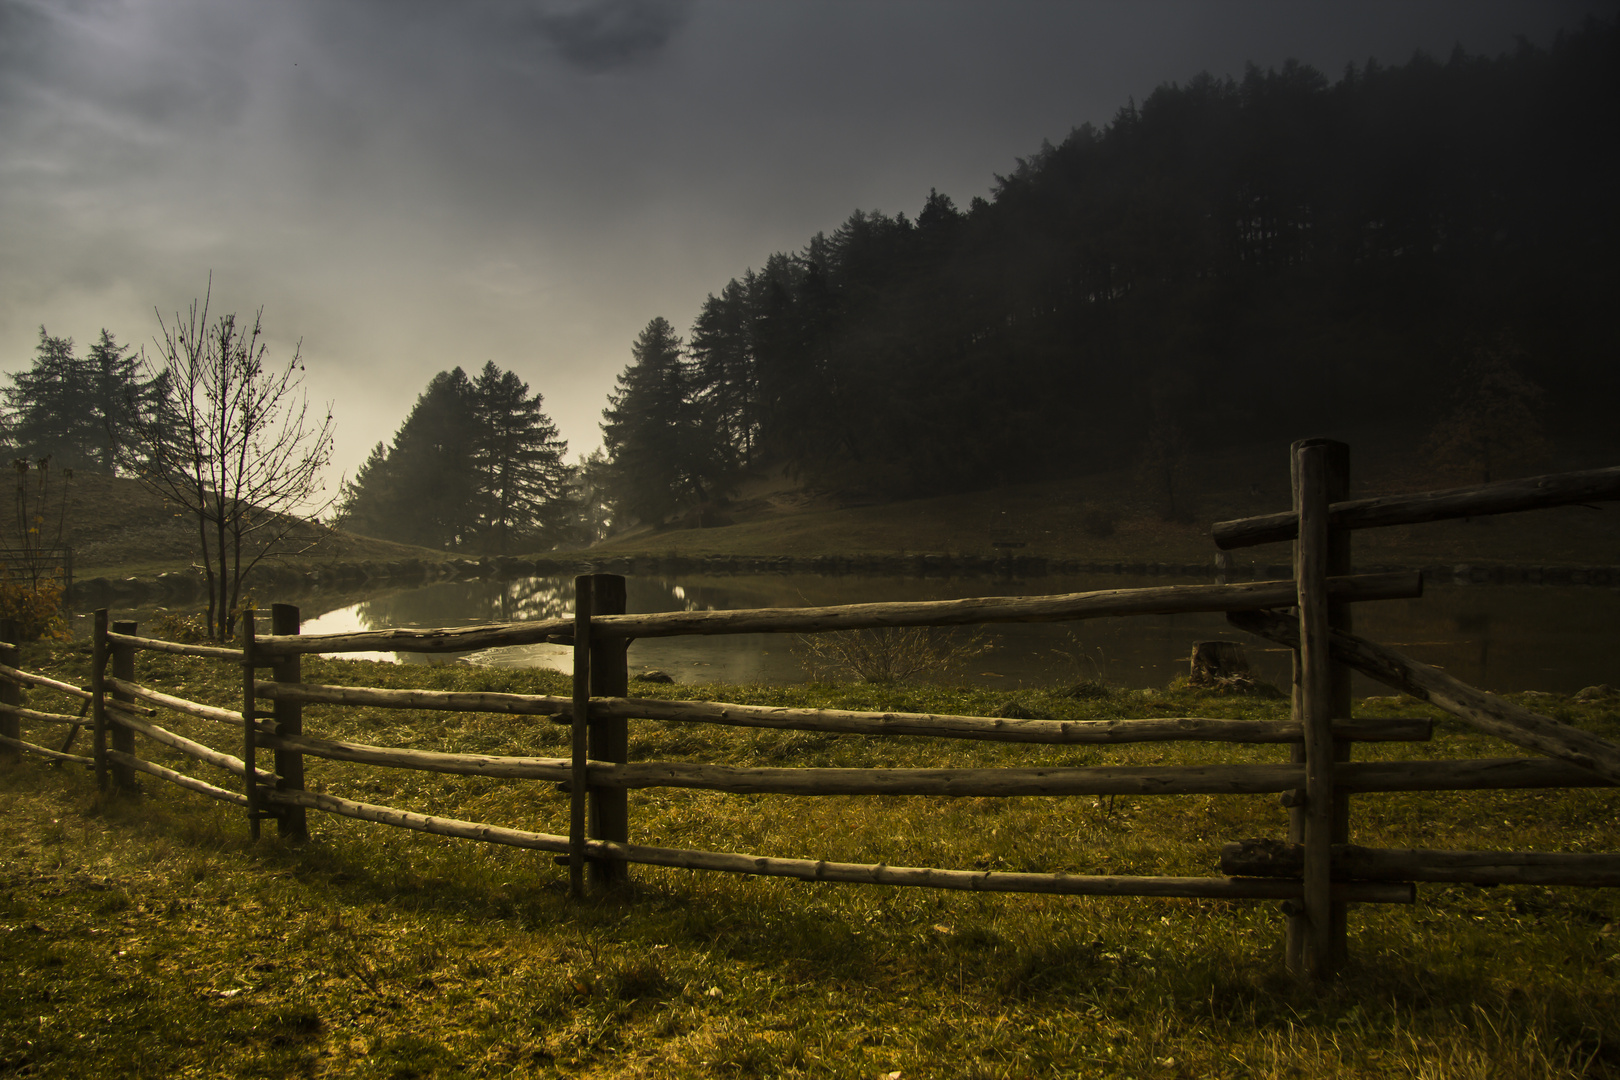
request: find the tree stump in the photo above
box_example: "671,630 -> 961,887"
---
1188,641 -> 1251,687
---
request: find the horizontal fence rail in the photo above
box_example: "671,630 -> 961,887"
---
108,677 -> 247,727
1230,610 -> 1620,784
1212,466 -> 1620,549
10,445 -> 1618,986
1222,840 -> 1620,887
0,702 -> 87,725
585,697 -> 1434,744
253,572 -> 1422,655
103,632 -> 244,661
256,730 -> 572,780
254,679 -> 1432,745
105,704 -> 273,783
0,732 -> 93,765
107,751 -> 248,806
0,663 -> 92,701
254,680 -> 571,717
254,786 -> 1416,903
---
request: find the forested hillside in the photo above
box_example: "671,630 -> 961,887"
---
605,21 -> 1618,519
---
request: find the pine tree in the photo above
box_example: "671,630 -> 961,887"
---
85,329 -> 147,472
469,361 -> 570,553
337,364 -> 572,552
5,329 -> 96,468
5,327 -> 155,474
601,317 -> 730,528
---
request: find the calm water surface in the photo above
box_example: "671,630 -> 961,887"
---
297,572 -> 1620,695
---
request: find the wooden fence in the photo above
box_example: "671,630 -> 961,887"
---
3,439 -> 1618,982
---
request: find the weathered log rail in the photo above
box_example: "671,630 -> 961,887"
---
252,572 -> 1422,655
4,441 -> 1617,984
1212,466 -> 1620,549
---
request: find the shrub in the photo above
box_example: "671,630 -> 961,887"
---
0,570 -> 70,643
794,626 -> 988,684
147,611 -> 213,644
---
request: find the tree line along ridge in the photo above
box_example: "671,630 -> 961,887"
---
4,20 -> 1613,566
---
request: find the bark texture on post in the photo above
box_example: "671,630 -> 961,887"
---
91,610 -> 109,790
271,604 -> 307,840
241,610 -> 261,841
1321,442 -> 1354,965
1292,439 -> 1340,979
587,574 -> 631,889
0,632 -> 19,761
109,621 -> 139,791
569,577 -> 592,899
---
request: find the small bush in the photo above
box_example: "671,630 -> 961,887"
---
794,626 -> 988,684
148,611 -> 213,644
0,571 -> 70,643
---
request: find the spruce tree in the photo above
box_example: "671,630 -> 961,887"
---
470,361 -> 570,553
601,317 -> 730,528
337,363 -> 572,552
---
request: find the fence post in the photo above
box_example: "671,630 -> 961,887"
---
270,604 -> 307,840
109,621 -> 138,792
91,609 -> 109,790
241,609 -> 261,841
1291,438 -> 1341,978
587,574 -> 630,889
1322,443 -> 1354,966
0,624 -> 19,761
570,576 -> 593,898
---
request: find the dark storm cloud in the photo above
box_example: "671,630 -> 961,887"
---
509,0 -> 692,73
2,0 -> 1613,484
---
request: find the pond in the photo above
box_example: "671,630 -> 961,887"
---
296,571 -> 1620,696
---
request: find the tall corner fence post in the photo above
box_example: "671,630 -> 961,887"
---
110,620 -> 138,792
241,608 -> 261,841
91,609 -> 109,790
0,621 -> 19,761
1292,438 -> 1340,979
587,574 -> 630,890
1284,452 -> 1306,973
570,575 -> 593,899
271,604 -> 307,841
1321,441 -> 1355,967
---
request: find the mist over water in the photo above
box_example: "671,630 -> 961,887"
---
298,572 -> 1620,695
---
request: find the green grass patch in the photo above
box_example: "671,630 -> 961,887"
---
3,642 -> 1619,1077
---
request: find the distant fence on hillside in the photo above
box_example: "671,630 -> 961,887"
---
0,543 -> 72,596
3,441 -> 1619,982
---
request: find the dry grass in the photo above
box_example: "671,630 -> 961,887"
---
2,643 -> 1619,1078
0,470 -> 450,579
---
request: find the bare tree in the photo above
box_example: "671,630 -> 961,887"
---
143,281 -> 335,640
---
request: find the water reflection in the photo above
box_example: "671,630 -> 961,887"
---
298,572 -> 1620,694
354,575 -> 574,629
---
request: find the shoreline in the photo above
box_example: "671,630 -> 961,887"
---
68,552 -> 1620,610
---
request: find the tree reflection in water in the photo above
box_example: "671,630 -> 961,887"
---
309,574 -> 1618,693
357,575 -> 576,629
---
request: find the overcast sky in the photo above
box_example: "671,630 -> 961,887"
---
1,0 -> 1610,487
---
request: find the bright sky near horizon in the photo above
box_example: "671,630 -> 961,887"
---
1,0 -> 1609,487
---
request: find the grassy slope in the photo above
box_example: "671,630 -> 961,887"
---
12,440 -> 1619,582
590,441 -> 1620,569
3,471 -> 452,579
3,643 -> 1619,1078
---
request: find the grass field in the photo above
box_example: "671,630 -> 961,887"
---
4,642 -> 1619,1078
